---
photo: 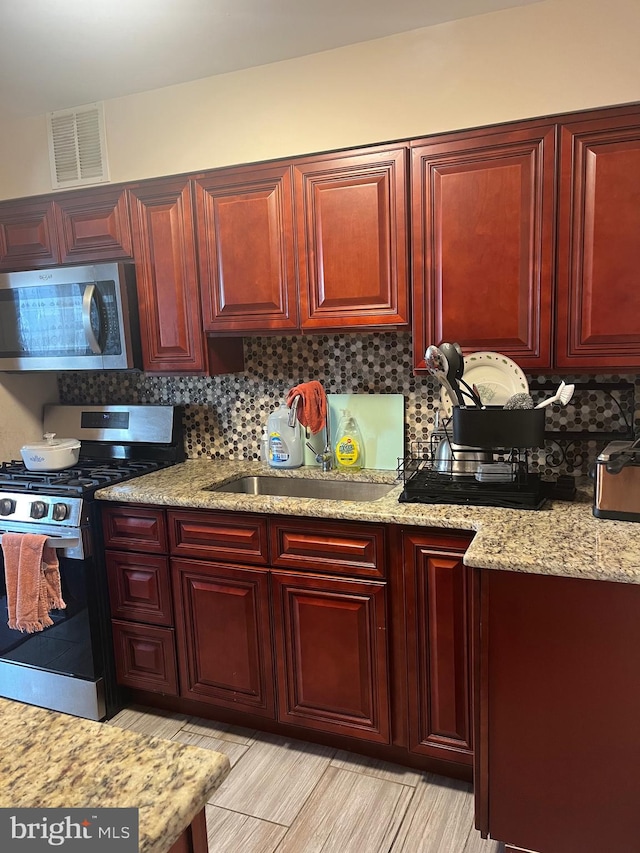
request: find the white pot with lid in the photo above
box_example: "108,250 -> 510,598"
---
20,433 -> 81,471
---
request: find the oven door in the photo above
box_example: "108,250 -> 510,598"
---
0,526 -> 109,719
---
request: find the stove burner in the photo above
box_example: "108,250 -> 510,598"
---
0,458 -> 165,497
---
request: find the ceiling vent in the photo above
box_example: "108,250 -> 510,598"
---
47,102 -> 110,189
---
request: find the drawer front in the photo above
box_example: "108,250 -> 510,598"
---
106,551 -> 173,626
111,620 -> 178,695
270,518 -> 386,578
168,510 -> 269,565
101,505 -> 167,553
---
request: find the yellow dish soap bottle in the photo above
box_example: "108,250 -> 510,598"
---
334,409 -> 365,471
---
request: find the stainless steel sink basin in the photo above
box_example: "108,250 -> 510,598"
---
207,475 -> 396,502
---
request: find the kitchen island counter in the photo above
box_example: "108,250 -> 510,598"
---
0,697 -> 230,852
95,459 -> 640,586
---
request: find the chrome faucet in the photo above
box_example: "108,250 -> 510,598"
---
305,413 -> 333,473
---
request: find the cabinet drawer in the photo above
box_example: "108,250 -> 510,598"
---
106,551 -> 173,626
111,620 -> 178,695
270,518 -> 386,578
101,505 -> 167,553
168,510 -> 269,565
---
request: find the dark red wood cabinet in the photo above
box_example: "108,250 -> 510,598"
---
555,110 -> 640,370
195,163 -> 299,333
403,530 -> 474,765
475,568 -> 640,853
411,124 -> 555,372
0,197 -> 59,269
128,177 -> 209,374
102,504 -> 480,775
102,505 -> 178,696
172,557 -> 275,717
0,187 -> 134,270
271,571 -> 390,742
53,185 -> 133,264
294,145 -> 409,330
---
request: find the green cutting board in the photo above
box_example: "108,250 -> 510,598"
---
303,393 -> 405,470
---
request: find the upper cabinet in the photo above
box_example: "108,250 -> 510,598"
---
194,163 -> 299,333
54,185 -> 133,264
128,176 -> 209,374
411,124 -> 555,372
555,110 -> 640,371
0,188 -> 133,271
0,198 -> 60,269
294,145 -> 409,330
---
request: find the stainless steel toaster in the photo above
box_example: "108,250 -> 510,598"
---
593,439 -> 640,521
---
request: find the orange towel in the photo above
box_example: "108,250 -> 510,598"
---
2,533 -> 66,634
286,381 -> 327,435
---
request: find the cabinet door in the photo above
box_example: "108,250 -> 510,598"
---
172,558 -> 275,717
195,164 -> 299,332
111,619 -> 178,695
54,185 -> 133,263
106,551 -> 173,626
556,111 -> 640,370
411,125 -> 555,371
129,177 -> 207,373
403,531 -> 473,765
0,198 -> 59,269
294,146 -> 409,330
272,571 -> 390,742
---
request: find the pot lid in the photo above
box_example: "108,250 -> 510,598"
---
21,433 -> 81,452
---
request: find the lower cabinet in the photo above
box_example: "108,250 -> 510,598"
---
111,619 -> 178,695
402,530 -> 474,765
271,571 -> 390,743
171,558 -> 275,717
103,504 -> 474,775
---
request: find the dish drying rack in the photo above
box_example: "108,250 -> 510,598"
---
398,408 -> 552,510
398,442 -> 547,510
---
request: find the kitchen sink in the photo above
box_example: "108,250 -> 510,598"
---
207,475 -> 396,502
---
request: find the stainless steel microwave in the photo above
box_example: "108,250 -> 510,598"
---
0,263 -> 141,371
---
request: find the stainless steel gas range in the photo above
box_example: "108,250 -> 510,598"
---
0,404 -> 184,720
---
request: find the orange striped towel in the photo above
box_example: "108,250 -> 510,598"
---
2,533 -> 66,633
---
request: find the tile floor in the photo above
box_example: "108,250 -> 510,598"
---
109,705 -> 503,853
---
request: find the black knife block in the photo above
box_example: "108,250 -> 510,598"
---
452,407 -> 545,448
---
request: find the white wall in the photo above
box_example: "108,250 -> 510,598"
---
1,0 -> 640,200
0,374 -> 59,460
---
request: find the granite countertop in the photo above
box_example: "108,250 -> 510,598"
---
96,459 -> 640,585
0,697 -> 230,853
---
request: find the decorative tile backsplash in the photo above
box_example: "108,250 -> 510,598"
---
58,332 -> 639,477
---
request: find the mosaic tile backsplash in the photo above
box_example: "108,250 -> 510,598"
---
58,332 -> 639,478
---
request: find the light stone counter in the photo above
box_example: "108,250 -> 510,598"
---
0,697 -> 229,852
95,459 -> 640,585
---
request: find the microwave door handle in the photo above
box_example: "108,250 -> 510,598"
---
82,284 -> 103,355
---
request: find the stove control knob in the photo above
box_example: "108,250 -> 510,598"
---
52,503 -> 69,522
0,498 -> 16,516
30,501 -> 48,520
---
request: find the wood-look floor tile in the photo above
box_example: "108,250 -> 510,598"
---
107,705 -> 187,739
330,749 -> 425,787
209,733 -> 335,825
277,765 -> 413,853
204,805 -> 286,853
390,773 -> 488,853
182,716 -> 256,745
171,729 -> 249,768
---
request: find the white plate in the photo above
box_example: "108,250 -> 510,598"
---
439,351 -> 529,415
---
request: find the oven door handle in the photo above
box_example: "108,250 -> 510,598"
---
82,284 -> 103,355
0,534 -> 80,550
